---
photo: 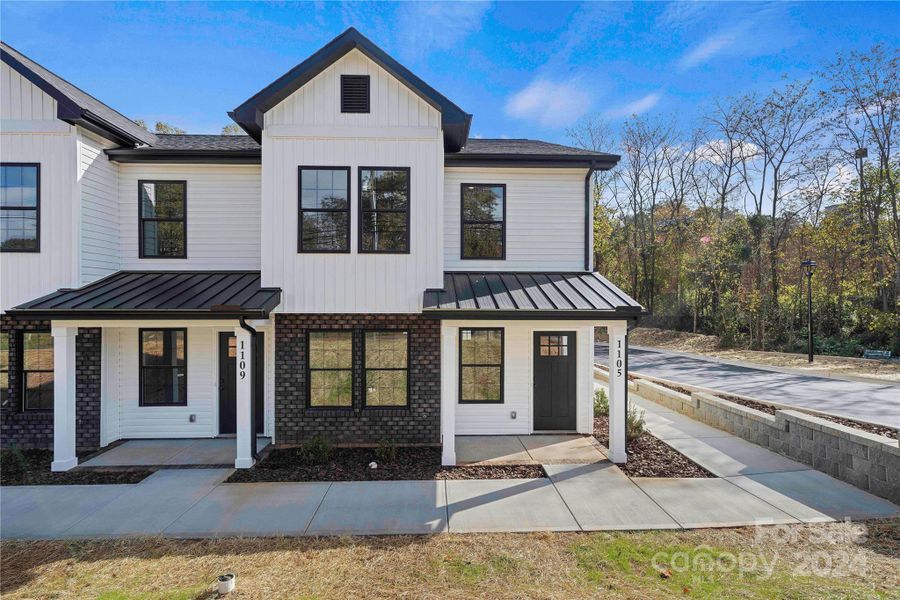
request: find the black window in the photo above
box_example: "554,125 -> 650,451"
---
139,181 -> 186,258
308,331 -> 353,407
341,75 -> 370,113
461,183 -> 506,260
459,328 -> 503,404
1,163 -> 40,252
22,332 -> 53,411
299,167 -> 351,253
0,333 -> 8,408
364,331 -> 408,407
359,168 -> 410,253
140,329 -> 187,406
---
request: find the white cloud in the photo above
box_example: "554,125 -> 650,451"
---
603,92 -> 662,119
394,2 -> 489,59
505,78 -> 592,127
677,31 -> 739,70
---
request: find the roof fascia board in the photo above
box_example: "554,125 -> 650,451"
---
105,149 -> 262,164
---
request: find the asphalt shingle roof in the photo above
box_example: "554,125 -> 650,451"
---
151,134 -> 261,151
457,138 -> 616,158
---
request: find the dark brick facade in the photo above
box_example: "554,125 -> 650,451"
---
275,313 -> 441,446
1,316 -> 102,451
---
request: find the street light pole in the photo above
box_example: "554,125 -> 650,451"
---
801,259 -> 817,363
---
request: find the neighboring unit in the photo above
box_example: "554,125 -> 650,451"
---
0,29 -> 641,471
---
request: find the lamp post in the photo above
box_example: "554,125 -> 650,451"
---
801,259 -> 817,363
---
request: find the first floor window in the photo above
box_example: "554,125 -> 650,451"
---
459,328 -> 503,403
22,332 -> 53,411
308,331 -> 353,407
461,183 -> 505,259
364,330 -> 408,407
140,329 -> 186,406
1,163 -> 40,252
299,167 -> 350,252
139,180 -> 186,258
359,168 -> 410,253
1,333 -> 10,407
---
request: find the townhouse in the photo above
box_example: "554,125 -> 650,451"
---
0,28 -> 641,471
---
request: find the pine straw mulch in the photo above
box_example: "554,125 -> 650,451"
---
593,417 -> 713,478
0,449 -> 152,486
226,446 -> 545,483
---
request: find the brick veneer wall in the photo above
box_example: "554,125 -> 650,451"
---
1,317 -> 102,451
275,314 -> 441,446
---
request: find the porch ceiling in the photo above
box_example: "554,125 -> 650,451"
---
8,270 -> 282,320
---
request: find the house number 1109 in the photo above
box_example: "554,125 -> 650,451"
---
239,340 -> 247,379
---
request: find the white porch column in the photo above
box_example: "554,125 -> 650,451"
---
51,326 -> 78,472
234,325 -> 254,469
440,325 -> 457,466
607,324 -> 628,464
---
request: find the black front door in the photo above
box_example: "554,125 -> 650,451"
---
533,332 -> 577,430
218,332 -> 264,435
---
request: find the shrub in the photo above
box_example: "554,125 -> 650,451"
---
375,439 -> 397,463
299,435 -> 333,465
626,405 -> 646,441
593,388 -> 609,417
0,445 -> 30,483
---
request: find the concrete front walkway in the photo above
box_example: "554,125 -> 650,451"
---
456,435 -> 605,465
80,438 -> 272,467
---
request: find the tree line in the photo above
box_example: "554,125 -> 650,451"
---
570,45 -> 899,356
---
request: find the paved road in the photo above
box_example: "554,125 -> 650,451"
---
595,345 -> 900,428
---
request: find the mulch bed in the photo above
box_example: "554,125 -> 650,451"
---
593,416 -> 713,478
225,446 -> 546,483
0,449 -> 153,486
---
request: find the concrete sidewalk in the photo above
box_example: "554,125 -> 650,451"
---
2,393 -> 898,540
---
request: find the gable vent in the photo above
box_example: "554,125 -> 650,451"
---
341,75 -> 370,113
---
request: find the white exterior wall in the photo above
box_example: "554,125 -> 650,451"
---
78,129 -> 120,283
444,167 -> 588,272
1,62 -> 80,312
261,49 -> 444,313
445,320 -> 595,436
117,164 -> 262,270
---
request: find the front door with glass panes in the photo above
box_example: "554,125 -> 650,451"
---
532,332 -> 577,431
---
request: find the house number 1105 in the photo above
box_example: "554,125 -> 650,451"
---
616,338 -> 623,377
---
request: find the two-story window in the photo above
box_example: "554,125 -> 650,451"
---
461,183 -> 505,260
0,163 -> 40,252
139,181 -> 187,258
298,167 -> 410,254
307,329 -> 409,408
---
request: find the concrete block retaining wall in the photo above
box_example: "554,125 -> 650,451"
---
595,368 -> 900,504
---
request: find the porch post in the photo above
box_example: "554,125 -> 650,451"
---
50,326 -> 78,472
607,323 -> 628,464
234,325 -> 254,469
440,325 -> 457,466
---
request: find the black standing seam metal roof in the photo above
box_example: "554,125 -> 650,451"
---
0,42 -> 156,147
423,272 -> 644,319
9,271 -> 282,319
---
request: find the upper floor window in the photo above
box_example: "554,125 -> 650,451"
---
341,75 -> 370,113
0,163 -> 40,252
299,167 -> 351,253
359,168 -> 410,253
140,329 -> 187,406
461,184 -> 505,260
139,181 -> 186,258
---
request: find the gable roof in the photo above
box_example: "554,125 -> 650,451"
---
229,27 -> 472,152
0,41 -> 156,147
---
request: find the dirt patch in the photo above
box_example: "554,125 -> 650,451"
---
225,446 -> 546,483
592,417 -> 713,478
0,449 -> 152,486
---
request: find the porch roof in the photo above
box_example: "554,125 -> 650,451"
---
422,272 -> 645,320
9,271 -> 281,320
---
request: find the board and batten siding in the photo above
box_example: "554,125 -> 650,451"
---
262,49 -> 444,313
444,167 -> 589,272
1,63 -> 80,311
447,320 -> 595,436
79,129 -> 120,283
117,164 -> 262,270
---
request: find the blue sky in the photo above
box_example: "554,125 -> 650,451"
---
2,1 -> 898,146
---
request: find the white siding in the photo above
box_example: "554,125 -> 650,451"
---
1,62 -> 56,120
444,167 -> 588,272
262,49 -> 444,313
447,320 -> 595,436
0,129 -> 79,312
117,164 -> 261,270
79,129 -> 119,283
